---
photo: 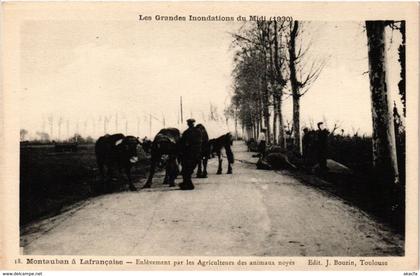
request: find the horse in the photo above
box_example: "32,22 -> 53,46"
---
195,124 -> 210,178
95,133 -> 141,191
142,128 -> 181,189
208,132 -> 235,174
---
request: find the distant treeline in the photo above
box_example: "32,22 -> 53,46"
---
20,132 -> 95,144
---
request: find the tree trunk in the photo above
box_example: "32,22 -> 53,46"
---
398,21 -> 406,117
256,118 -> 260,139
366,21 -> 399,185
289,21 -> 301,154
259,23 -> 271,145
273,98 -> 278,145
234,109 -> 238,139
273,23 -> 286,149
262,65 -> 271,144
278,97 -> 286,149
292,95 -> 301,155
268,30 -> 278,145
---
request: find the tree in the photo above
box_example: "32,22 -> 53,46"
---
36,131 -> 50,142
267,20 -> 288,148
365,21 -> 399,185
232,21 -> 289,144
288,21 -> 326,154
20,129 -> 28,141
231,40 -> 266,140
398,21 -> 406,117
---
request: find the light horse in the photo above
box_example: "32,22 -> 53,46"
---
142,128 -> 180,188
208,132 -> 234,175
195,124 -> 210,178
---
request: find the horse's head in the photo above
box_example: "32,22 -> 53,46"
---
120,136 -> 141,163
226,132 -> 234,146
139,138 -> 152,154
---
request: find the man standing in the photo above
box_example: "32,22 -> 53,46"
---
316,122 -> 329,173
257,128 -> 267,158
179,118 -> 202,190
302,127 -> 311,168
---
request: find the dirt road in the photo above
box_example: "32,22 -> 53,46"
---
21,142 -> 403,256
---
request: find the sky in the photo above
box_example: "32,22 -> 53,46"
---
20,20 -> 404,140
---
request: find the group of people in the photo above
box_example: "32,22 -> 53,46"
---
256,121 -> 330,172
303,122 -> 329,173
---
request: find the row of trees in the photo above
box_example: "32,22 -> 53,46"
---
231,20 -> 326,154
230,20 -> 406,187
20,129 -> 95,144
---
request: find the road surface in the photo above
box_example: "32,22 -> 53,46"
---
21,142 -> 403,256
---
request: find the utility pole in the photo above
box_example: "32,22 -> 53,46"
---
48,115 -> 54,140
42,115 -> 46,134
162,114 -> 166,128
58,117 -> 63,141
149,113 -> 152,137
115,112 -> 119,133
66,120 -> 70,140
92,118 -> 96,138
76,120 -> 79,135
103,117 -> 106,134
137,117 -> 140,137
180,96 -> 184,123
83,120 -> 87,137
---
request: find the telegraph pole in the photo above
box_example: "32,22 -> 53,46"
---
66,120 -> 70,140
115,113 -> 119,133
137,117 -> 140,137
162,114 -> 166,128
149,113 -> 152,137
180,96 -> 183,123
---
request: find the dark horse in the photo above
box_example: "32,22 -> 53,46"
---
95,133 -> 141,191
142,128 -> 180,188
195,124 -> 210,178
209,132 -> 234,174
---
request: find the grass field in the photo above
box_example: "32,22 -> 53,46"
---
20,144 -> 150,225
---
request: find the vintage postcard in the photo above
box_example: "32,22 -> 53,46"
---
0,1 -> 418,272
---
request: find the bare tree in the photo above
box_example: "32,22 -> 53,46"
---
47,115 -> 54,140
288,20 -> 326,154
272,20 -> 288,149
232,23 -> 270,143
20,129 -> 28,141
365,20 -> 399,185
58,117 -> 63,141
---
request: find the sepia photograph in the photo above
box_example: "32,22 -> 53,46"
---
1,1 -> 418,271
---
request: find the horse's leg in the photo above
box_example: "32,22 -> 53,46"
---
168,155 -> 177,187
226,146 -> 233,174
97,159 -> 107,192
202,157 -> 208,178
227,161 -> 232,174
216,151 -> 222,175
196,158 -> 203,178
104,162 -> 114,192
97,160 -> 104,177
143,153 -> 159,188
163,159 -> 170,184
125,166 -> 137,191
164,155 -> 177,184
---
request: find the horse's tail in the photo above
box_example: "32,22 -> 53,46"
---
225,146 -> 234,164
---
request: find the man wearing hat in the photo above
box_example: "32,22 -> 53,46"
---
179,118 -> 202,190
